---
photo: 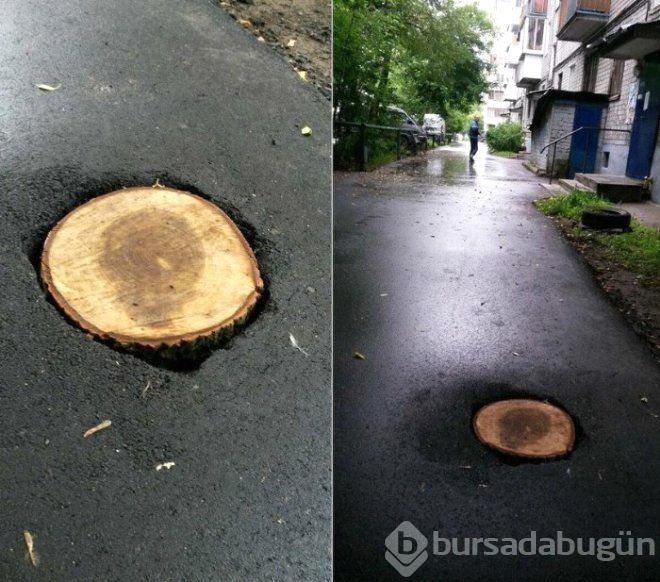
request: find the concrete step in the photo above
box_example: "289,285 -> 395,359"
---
539,183 -> 563,196
557,178 -> 592,194
574,173 -> 645,202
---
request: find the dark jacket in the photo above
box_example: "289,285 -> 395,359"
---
469,120 -> 480,139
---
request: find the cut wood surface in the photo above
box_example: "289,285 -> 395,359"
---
473,399 -> 574,459
41,186 -> 263,349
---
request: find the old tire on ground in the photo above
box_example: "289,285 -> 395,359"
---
581,207 -> 631,230
473,399 -> 575,459
41,186 -> 263,356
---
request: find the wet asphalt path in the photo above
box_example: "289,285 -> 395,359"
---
0,1 -> 330,580
334,145 -> 660,581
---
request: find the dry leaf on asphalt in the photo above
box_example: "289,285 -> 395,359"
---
23,531 -> 38,567
289,333 -> 309,357
298,70 -> 307,81
287,39 -> 296,47
156,462 -> 176,471
238,18 -> 252,28
301,126 -> 312,136
353,351 -> 365,360
83,419 -> 112,438
35,84 -> 61,92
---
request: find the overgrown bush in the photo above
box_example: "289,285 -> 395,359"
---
485,122 -> 523,153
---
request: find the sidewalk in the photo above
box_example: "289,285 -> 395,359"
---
334,147 -> 660,581
621,201 -> 660,229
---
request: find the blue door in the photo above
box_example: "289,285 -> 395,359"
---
626,62 -> 660,179
568,103 -> 603,178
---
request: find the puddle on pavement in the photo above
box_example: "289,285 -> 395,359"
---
392,155 -> 470,180
386,148 -> 535,183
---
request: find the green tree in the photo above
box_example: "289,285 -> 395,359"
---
334,0 -> 494,125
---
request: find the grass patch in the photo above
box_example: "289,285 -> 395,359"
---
491,151 -> 518,158
366,150 -> 398,170
535,190 -> 611,221
535,190 -> 660,283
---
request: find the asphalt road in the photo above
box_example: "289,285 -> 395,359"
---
334,145 -> 660,581
0,1 -> 330,580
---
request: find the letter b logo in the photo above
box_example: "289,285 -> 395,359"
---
385,522 -> 428,577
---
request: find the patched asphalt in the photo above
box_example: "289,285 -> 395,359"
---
0,0 -> 330,580
334,146 -> 660,581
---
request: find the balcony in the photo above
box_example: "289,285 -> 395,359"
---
504,82 -> 521,102
557,0 -> 610,42
516,53 -> 543,88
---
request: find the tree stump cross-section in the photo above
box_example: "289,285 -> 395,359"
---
41,186 -> 263,354
473,399 -> 575,460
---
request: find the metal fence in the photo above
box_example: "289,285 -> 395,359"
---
334,121 -> 420,171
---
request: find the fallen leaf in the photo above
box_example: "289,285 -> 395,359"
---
23,531 -> 38,567
287,39 -> 296,47
35,84 -> 61,92
513,351 -> 521,357
297,70 -> 307,81
83,419 -> 112,438
640,396 -> 649,404
289,332 -> 309,357
301,126 -> 312,136
156,461 -> 176,471
257,36 -> 265,43
238,18 -> 252,28
353,351 -> 365,360
141,380 -> 151,398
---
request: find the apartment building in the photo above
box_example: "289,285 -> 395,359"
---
480,0 -> 525,130
514,0 -> 660,202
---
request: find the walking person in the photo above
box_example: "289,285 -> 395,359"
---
469,115 -> 481,162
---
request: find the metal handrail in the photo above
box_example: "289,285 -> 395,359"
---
541,126 -> 631,183
335,121 -> 403,132
540,126 -> 597,154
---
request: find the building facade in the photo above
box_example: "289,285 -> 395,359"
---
480,0 -> 525,130
514,0 -> 660,202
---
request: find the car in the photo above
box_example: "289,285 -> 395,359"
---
422,114 -> 446,145
386,105 -> 428,153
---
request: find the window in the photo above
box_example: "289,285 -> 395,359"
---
583,55 -> 598,92
529,0 -> 548,15
557,72 -> 563,90
527,17 -> 545,51
609,60 -> 624,100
